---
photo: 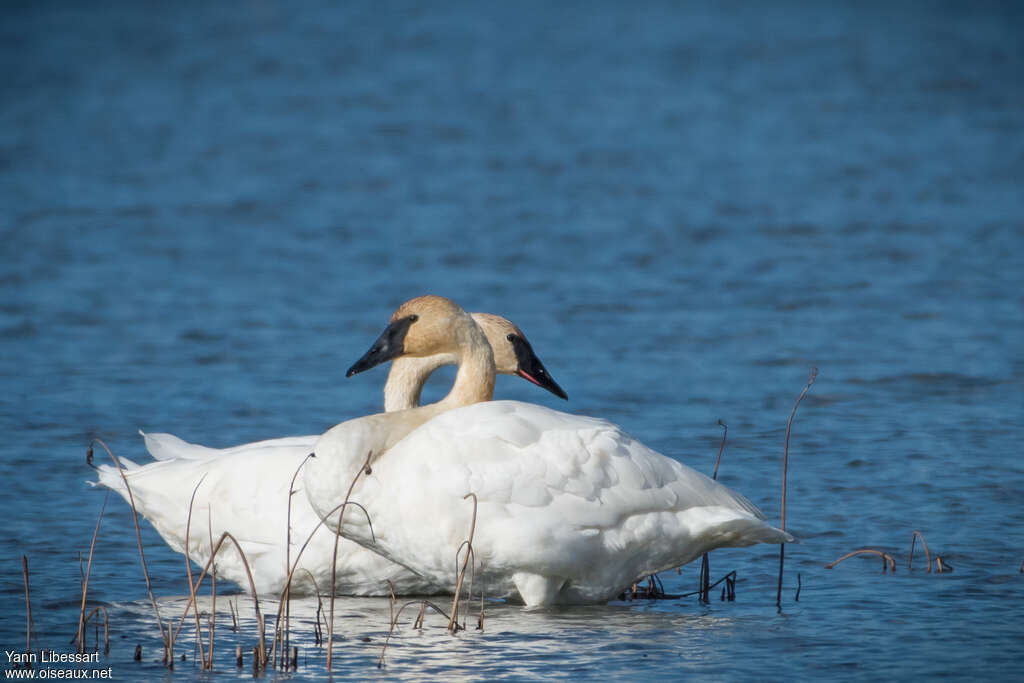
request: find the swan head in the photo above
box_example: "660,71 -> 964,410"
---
472,313 -> 568,400
347,295 -> 477,377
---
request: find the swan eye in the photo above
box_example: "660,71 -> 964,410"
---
408,314 -> 419,323
506,333 -> 516,342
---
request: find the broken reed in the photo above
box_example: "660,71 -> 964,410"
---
826,531 -> 953,575
78,607 -> 110,655
378,599 -> 452,669
825,548 -> 897,573
449,493 -> 479,633
777,368 -> 817,608
908,531 -> 931,573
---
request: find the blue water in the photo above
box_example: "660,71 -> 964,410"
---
3,1 -> 1023,679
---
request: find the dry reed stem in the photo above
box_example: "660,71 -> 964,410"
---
777,368 -> 818,608
22,556 -> 34,660
908,531 -> 932,573
75,492 -> 108,653
182,477 -> 207,668
326,450 -> 375,671
91,439 -> 169,662
267,497 -> 375,660
229,600 -> 238,632
449,493 -> 478,634
700,420 -> 728,604
298,569 -> 325,645
414,601 -> 426,629
80,606 -> 110,654
936,557 -> 952,573
279,455 -> 312,669
170,531 -> 266,669
387,580 -> 396,630
477,588 -> 485,631
681,570 -> 736,599
712,419 -> 727,481
378,600 -> 452,669
207,510 -> 216,670
824,548 -> 896,573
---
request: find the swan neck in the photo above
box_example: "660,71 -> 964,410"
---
383,354 -> 455,411
440,318 -> 496,407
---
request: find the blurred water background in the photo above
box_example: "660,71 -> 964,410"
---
2,0 -> 1022,679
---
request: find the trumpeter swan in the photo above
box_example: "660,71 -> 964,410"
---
94,304 -> 565,596
308,299 -> 793,606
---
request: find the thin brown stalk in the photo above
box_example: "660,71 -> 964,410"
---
80,606 -> 110,654
326,450 -> 375,671
824,548 -> 896,573
22,556 -> 34,659
414,601 -> 427,629
277,454 -> 312,670
700,420 -> 727,604
712,419 -> 727,480
298,569 -> 325,646
449,493 -> 478,634
207,509 -> 216,670
908,531 -> 932,573
680,570 -> 737,598
936,556 -> 952,573
170,531 -> 266,669
182,477 -> 207,668
378,600 -> 452,669
387,580 -> 396,629
92,439 -> 169,661
777,368 -> 818,608
75,492 -> 108,653
268,497 -> 375,660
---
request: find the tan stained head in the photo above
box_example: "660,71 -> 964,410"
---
471,312 -> 568,400
388,295 -> 472,358
471,313 -> 524,374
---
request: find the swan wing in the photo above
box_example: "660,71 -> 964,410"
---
95,437 -> 436,596
344,401 -> 789,603
140,430 -> 317,461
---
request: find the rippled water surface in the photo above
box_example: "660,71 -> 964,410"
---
3,1 -> 1023,680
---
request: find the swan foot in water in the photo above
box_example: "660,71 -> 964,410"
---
513,572 -> 567,607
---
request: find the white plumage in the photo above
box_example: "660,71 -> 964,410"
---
310,400 -> 792,606
93,304 -> 567,597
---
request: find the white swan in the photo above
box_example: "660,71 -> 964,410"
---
308,301 -> 793,607
94,305 -> 566,596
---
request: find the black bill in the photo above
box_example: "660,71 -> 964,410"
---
346,315 -> 417,377
509,335 -> 568,400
